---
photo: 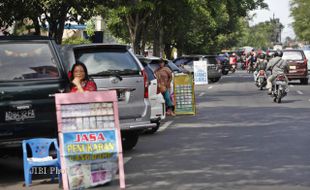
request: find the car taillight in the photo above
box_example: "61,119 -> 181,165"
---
142,70 -> 149,98
304,58 -> 308,65
276,75 -> 286,81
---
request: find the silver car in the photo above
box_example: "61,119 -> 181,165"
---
61,44 -> 156,150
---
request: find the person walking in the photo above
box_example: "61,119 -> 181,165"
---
154,59 -> 175,116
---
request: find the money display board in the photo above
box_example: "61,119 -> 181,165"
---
55,91 -> 125,190
173,74 -> 196,115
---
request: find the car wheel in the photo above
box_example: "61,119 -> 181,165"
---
300,78 -> 308,85
222,70 -> 229,75
147,121 -> 160,134
210,78 -> 220,83
121,131 -> 139,151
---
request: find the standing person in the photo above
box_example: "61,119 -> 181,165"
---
266,50 -> 289,95
155,59 -> 175,116
70,61 -> 97,92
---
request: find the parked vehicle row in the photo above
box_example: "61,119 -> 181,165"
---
173,55 -> 222,82
0,36 -> 160,155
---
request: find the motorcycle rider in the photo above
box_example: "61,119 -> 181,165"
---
266,50 -> 289,95
253,52 -> 268,82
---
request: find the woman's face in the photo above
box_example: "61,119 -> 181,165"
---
73,65 -> 86,80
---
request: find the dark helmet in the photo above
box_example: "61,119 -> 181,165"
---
274,50 -> 283,57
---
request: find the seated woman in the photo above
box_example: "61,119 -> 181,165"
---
70,61 -> 97,92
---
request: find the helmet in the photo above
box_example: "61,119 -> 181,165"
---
258,53 -> 266,59
274,50 -> 283,57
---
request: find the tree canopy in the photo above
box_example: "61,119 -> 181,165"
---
1,0 -> 268,55
290,0 -> 310,43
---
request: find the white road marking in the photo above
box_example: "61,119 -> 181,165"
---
123,157 -> 132,165
297,90 -> 304,95
290,84 -> 294,88
208,86 -> 213,89
199,92 -> 205,97
308,99 -> 310,102
158,121 -> 173,132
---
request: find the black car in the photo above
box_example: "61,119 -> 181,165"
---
173,55 -> 222,82
0,36 -> 69,155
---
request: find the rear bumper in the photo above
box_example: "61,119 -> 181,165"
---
120,120 -> 157,130
287,74 -> 308,80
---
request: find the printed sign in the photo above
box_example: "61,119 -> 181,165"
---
193,60 -> 208,85
173,74 -> 196,115
55,91 -> 125,190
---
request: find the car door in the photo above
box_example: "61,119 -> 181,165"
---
0,40 -> 68,145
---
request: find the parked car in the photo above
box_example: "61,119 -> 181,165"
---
173,55 -> 222,82
302,49 -> 310,71
136,56 -> 166,133
282,49 -> 308,85
61,44 -> 157,150
0,36 -> 69,155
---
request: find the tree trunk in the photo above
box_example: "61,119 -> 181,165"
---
32,17 -> 41,35
164,43 -> 172,60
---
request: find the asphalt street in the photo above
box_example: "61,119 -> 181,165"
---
1,70 -> 310,190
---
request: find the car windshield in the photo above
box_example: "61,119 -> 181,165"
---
167,61 -> 182,72
282,51 -> 304,60
75,49 -> 140,76
0,43 -> 60,81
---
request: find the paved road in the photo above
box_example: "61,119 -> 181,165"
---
1,70 -> 310,190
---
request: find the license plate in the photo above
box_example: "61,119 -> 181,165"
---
117,91 -> 126,101
275,81 -> 286,85
290,66 -> 296,70
5,109 -> 35,121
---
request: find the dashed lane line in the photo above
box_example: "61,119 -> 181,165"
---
290,84 -> 294,88
297,90 -> 304,95
208,86 -> 213,89
199,92 -> 205,97
158,121 -> 173,132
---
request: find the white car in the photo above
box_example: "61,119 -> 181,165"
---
302,49 -> 310,71
138,56 -> 166,133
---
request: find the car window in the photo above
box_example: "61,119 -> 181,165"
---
75,49 -> 140,76
173,58 -> 193,66
144,65 -> 156,81
206,57 -> 218,65
168,61 -> 181,72
0,43 -> 60,81
282,51 -> 304,60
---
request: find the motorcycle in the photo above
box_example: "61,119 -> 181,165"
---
255,70 -> 267,90
230,63 -> 236,73
271,74 -> 289,103
221,59 -> 230,75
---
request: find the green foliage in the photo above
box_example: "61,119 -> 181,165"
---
290,0 -> 310,42
62,36 -> 91,45
85,18 -> 96,37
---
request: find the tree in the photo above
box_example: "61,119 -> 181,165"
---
290,0 -> 310,43
0,0 -> 110,44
